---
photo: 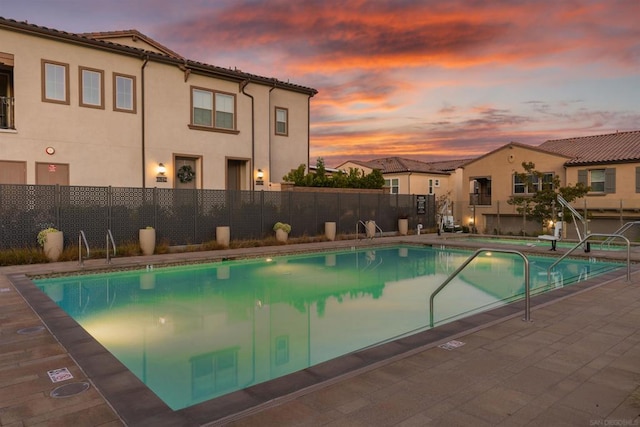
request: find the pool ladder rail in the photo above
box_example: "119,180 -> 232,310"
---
78,229 -> 117,265
356,220 -> 383,240
429,248 -> 531,328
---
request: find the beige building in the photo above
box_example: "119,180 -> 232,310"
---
456,131 -> 640,235
0,18 -> 317,190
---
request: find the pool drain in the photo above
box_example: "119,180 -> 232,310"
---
17,326 -> 46,335
50,382 -> 91,398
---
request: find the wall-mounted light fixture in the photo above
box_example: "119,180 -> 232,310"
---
256,168 -> 264,185
156,163 -> 168,183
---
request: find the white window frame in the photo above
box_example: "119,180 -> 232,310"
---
42,60 -> 69,104
513,172 -> 554,194
79,66 -> 104,109
275,107 -> 288,136
113,73 -> 136,113
385,178 -> 399,194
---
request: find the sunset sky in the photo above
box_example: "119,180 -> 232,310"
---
3,0 -> 640,166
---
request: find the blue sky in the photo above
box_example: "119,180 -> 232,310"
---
2,0 -> 639,166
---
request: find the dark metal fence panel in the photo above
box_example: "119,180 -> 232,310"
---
0,184 -> 436,249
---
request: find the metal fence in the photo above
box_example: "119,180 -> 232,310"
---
0,184 -> 436,250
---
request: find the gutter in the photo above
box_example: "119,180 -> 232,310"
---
141,55 -> 149,188
240,79 -> 255,191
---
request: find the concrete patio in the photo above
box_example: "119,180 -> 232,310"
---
1,234 -> 639,426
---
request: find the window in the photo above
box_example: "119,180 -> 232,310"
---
215,92 -> 234,130
42,60 -> 69,104
434,179 -> 440,187
79,67 -> 104,108
589,169 -> 605,192
578,168 -> 615,193
113,73 -> 135,113
513,172 -> 554,194
428,179 -> 434,195
275,107 -> 288,135
192,89 -> 213,126
190,87 -> 237,132
385,178 -> 399,194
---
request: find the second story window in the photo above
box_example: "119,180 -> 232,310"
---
513,172 -> 554,194
79,67 -> 104,109
114,73 -> 136,113
275,107 -> 288,135
215,92 -> 235,130
190,87 -> 237,132
42,60 -> 69,104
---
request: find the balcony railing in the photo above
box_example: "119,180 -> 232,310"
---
0,96 -> 15,129
469,192 -> 492,206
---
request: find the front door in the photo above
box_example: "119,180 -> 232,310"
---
226,159 -> 248,191
174,156 -> 198,189
0,160 -> 26,184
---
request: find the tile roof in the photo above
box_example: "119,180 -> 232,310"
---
539,130 -> 640,165
0,17 -> 317,96
343,157 -> 460,174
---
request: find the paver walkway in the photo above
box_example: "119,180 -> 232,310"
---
1,235 -> 639,426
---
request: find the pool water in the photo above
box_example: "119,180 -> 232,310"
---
34,245 -> 621,410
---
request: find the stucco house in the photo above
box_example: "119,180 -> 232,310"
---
337,157 -> 469,198
456,130 -> 640,236
0,17 -> 317,190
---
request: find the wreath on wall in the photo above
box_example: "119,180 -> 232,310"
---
177,165 -> 195,183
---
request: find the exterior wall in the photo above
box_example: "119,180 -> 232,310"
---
567,162 -> 640,211
459,144 -> 568,233
0,26 -> 312,189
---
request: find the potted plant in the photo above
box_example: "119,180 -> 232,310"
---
273,222 -> 291,243
38,227 -> 63,262
139,226 -> 156,255
398,213 -> 409,236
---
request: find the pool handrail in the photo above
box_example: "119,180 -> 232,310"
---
547,233 -> 630,284
356,220 -> 383,240
429,248 -> 531,328
600,222 -> 640,249
106,229 -> 116,264
78,230 -> 90,266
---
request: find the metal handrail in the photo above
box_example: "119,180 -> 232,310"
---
106,229 -> 116,264
429,248 -> 531,327
548,233 -> 630,283
78,230 -> 90,266
600,222 -> 640,249
356,220 -> 382,240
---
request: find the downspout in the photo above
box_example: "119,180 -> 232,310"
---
141,55 -> 149,188
240,79 -> 254,191
307,94 -> 312,172
268,79 -> 277,187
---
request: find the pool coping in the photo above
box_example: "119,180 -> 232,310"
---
7,239 -> 635,426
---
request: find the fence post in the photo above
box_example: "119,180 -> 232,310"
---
108,186 -> 113,231
153,187 -> 158,230
55,184 -> 61,229
260,190 -> 265,236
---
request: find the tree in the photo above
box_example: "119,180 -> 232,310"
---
282,158 -> 385,189
507,162 -> 589,228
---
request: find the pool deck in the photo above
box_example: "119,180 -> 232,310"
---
1,234 -> 639,426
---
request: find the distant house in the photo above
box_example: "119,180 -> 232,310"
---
457,130 -> 640,236
0,17 -> 317,189
336,156 -> 470,198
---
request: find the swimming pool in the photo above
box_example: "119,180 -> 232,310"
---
33,245 -> 622,411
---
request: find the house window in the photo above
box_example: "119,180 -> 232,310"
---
42,60 -> 69,104
79,67 -> 104,108
275,107 -> 288,135
192,88 -> 213,126
589,169 -> 605,192
113,73 -> 135,113
215,92 -> 235,130
190,87 -> 237,132
434,179 -> 440,187
513,173 -> 554,194
578,168 -> 615,193
428,179 -> 434,195
385,178 -> 399,194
